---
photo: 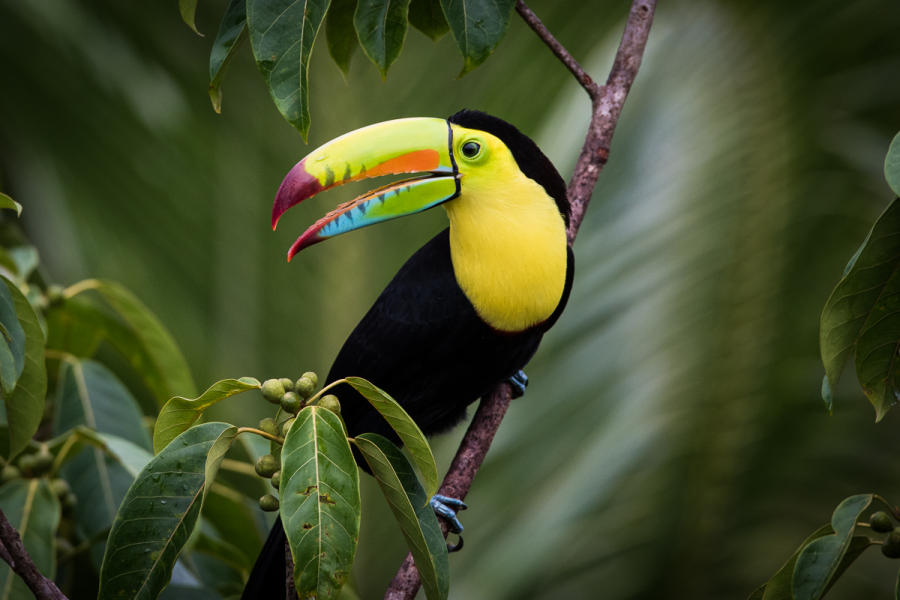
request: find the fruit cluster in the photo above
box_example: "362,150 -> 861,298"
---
870,510 -> 900,558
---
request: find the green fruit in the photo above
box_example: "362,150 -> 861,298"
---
261,379 -> 285,403
32,451 -> 53,475
280,378 -> 296,393
259,417 -> 278,436
63,491 -> 77,512
17,454 -> 36,476
294,376 -> 315,399
50,478 -> 70,499
871,511 -> 894,533
319,394 -> 341,414
271,470 -> 281,490
302,371 -> 318,388
281,417 -> 295,437
255,454 -> 279,478
1,464 -> 20,483
259,494 -> 279,512
280,391 -> 302,414
883,530 -> 900,558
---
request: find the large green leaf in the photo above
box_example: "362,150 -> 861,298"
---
0,279 -> 25,395
247,0 -> 331,139
2,276 -> 46,460
0,193 -> 22,217
354,433 -> 448,600
280,405 -> 360,600
65,279 -> 195,405
208,0 -> 247,113
325,0 -> 358,76
408,0 -> 448,40
0,479 -> 61,600
792,494 -> 873,600
820,198 -> 900,419
99,422 -> 238,600
154,377 -> 260,453
439,0 -> 515,74
53,358 -> 151,450
749,524 -> 832,600
344,376 -> 437,497
886,132 -> 900,197
354,0 -> 411,77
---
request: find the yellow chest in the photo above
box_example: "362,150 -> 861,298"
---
444,180 -> 568,333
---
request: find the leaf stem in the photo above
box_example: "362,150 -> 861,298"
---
304,378 -> 348,405
237,427 -> 284,445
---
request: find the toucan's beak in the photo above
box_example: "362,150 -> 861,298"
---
273,117 -> 459,260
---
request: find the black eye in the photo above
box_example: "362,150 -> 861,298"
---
461,141 -> 481,158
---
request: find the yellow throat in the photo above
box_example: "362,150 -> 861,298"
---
444,133 -> 568,333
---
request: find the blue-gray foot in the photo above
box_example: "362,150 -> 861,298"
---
508,370 -> 529,398
430,494 -> 467,534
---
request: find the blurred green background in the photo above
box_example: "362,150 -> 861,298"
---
2,0 -> 900,598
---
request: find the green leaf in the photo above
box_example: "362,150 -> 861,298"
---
2,276 -> 46,460
202,483 -> 266,568
280,406 -> 360,600
0,193 -> 22,217
354,433 -> 448,600
179,0 -> 202,35
209,0 -> 247,113
750,524 -> 831,600
439,0 -> 515,74
408,0 -> 448,40
53,358 -> 151,450
66,279 -> 196,406
7,247 -> 38,282
792,494 -> 873,600
99,422 -> 238,600
886,132 -> 900,197
354,0 -> 411,77
0,279 -> 25,395
820,198 -> 900,419
154,377 -> 260,453
0,479 -> 61,600
344,376 -> 438,498
247,0 -> 332,139
326,0 -> 358,76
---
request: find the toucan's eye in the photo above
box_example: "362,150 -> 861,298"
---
461,141 -> 481,158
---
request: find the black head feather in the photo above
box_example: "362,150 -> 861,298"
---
448,109 -> 570,226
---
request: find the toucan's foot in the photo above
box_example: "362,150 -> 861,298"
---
508,370 -> 529,398
430,494 -> 467,534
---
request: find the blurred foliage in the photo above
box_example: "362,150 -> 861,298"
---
2,0 -> 900,599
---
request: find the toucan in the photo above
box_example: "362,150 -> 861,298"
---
242,109 -> 574,598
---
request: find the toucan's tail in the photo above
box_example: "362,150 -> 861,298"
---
242,516 -> 287,599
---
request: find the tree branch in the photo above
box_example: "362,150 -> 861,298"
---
384,1 -> 657,597
0,509 -> 67,599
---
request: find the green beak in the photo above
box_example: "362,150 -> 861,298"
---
272,117 -> 459,260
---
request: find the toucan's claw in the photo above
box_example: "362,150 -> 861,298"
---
447,534 -> 464,553
509,370 -> 529,398
430,495 -> 467,534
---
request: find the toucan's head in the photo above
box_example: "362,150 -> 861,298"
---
272,109 -> 568,260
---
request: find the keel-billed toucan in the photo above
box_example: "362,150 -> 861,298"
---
243,110 -> 573,598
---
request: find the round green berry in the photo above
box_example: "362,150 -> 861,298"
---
261,379 -> 285,404
883,530 -> 900,558
259,494 -> 280,512
31,451 -> 53,475
271,470 -> 281,490
281,417 -> 296,437
63,491 -> 78,511
319,394 -> 341,414
280,378 -> 296,393
280,391 -> 302,414
1,464 -> 20,483
50,478 -> 70,499
871,511 -> 894,533
259,417 -> 278,436
255,454 -> 279,478
295,376 -> 316,399
301,371 -> 318,388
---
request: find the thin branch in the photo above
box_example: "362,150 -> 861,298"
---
0,509 -> 67,599
384,1 -> 657,598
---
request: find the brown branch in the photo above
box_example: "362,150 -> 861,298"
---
0,509 -> 67,599
384,1 -> 657,597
